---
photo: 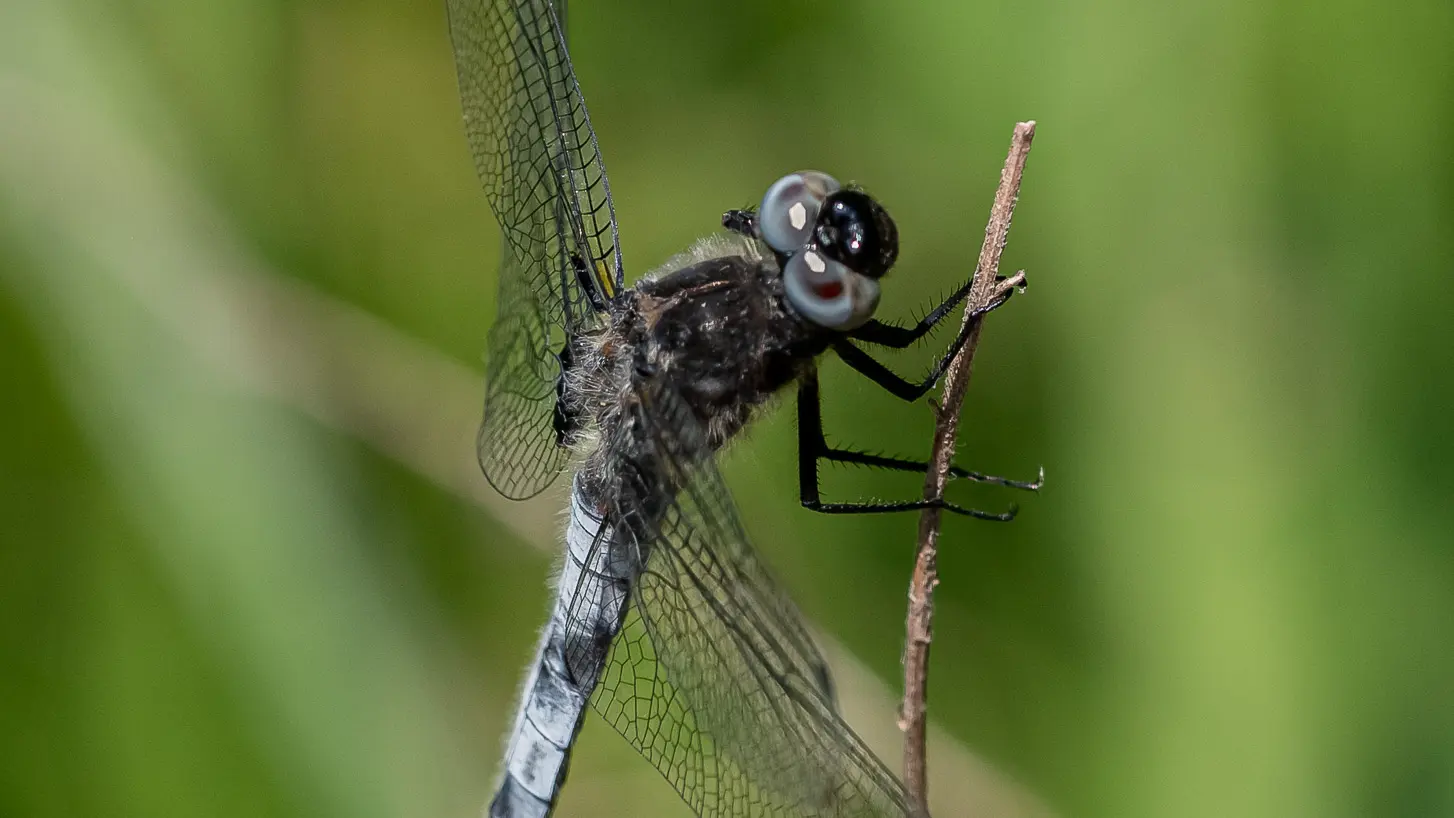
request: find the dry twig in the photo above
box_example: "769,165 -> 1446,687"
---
901,121 -> 1037,813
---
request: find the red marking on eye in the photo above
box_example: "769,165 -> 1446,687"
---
814,280 -> 843,299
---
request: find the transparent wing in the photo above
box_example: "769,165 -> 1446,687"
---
568,376 -> 912,817
448,0 -> 622,499
473,245 -> 570,498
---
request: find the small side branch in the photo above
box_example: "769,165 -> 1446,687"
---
901,121 -> 1037,814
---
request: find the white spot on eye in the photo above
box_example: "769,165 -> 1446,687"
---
804,250 -> 826,273
789,201 -> 808,231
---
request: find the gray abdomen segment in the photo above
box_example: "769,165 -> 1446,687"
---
489,488 -> 635,818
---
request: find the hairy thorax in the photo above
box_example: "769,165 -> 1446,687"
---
567,234 -> 832,492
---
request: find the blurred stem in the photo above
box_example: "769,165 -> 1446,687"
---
902,121 -> 1036,813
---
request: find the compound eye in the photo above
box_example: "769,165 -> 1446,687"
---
814,189 -> 898,279
783,248 -> 880,330
758,171 -> 841,254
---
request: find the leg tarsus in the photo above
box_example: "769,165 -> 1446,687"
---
801,496 -> 1019,521
821,446 -> 1044,492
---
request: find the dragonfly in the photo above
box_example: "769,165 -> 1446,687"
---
446,1 -> 1038,815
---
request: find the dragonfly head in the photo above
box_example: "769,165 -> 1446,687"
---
757,171 -> 898,331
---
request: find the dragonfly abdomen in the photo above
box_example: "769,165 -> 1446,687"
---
490,487 -> 634,817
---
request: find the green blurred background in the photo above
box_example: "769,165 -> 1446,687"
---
3,0 -> 1452,816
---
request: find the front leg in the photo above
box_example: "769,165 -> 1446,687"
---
837,271 -> 1025,401
848,272 -> 1022,348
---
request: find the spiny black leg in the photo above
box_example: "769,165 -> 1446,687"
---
833,273 -> 1023,402
824,447 -> 1044,492
796,370 -> 827,510
833,337 -> 958,402
848,273 -> 1021,349
809,498 -> 1018,520
796,371 -> 1020,520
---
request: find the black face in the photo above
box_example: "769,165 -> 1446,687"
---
812,190 -> 899,279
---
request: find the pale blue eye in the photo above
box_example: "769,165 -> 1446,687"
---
758,171 -> 841,254
782,248 -> 880,330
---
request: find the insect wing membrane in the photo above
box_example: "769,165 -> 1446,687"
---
448,0 -> 622,498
